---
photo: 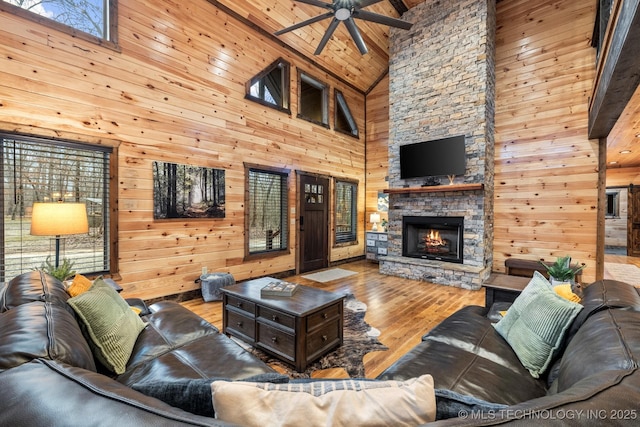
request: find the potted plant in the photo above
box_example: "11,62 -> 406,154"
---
539,255 -> 586,285
34,256 -> 77,282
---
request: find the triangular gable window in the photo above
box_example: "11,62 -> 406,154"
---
335,90 -> 359,138
246,58 -> 290,113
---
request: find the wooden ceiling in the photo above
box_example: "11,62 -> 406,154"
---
212,0 -> 424,93
213,0 -> 638,170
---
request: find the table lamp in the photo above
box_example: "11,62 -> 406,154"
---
370,213 -> 381,231
30,202 -> 89,268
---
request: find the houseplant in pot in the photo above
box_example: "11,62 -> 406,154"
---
539,255 -> 586,285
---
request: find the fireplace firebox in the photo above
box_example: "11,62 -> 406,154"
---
402,216 -> 464,263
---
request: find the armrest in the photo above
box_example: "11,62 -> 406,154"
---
0,359 -> 234,426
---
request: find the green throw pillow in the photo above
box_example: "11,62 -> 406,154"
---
493,271 -> 582,378
68,278 -> 146,374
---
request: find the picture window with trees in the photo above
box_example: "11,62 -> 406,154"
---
0,0 -> 118,48
0,133 -> 113,282
245,165 -> 289,256
334,179 -> 357,244
153,161 -> 225,220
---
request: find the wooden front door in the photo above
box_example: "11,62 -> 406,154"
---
299,173 -> 329,273
627,184 -> 640,256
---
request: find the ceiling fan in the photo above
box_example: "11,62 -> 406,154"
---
275,0 -> 413,55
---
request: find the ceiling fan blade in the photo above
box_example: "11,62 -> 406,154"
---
274,11 -> 334,35
294,0 -> 333,9
314,17 -> 341,55
354,10 -> 413,30
344,18 -> 368,55
355,0 -> 384,8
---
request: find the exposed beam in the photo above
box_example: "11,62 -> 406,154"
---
588,0 -> 640,139
388,0 -> 409,16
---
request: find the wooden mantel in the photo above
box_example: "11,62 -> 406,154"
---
384,183 -> 484,194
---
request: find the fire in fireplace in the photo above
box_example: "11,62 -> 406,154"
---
402,216 -> 464,263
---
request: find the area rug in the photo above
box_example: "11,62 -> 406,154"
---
238,294 -> 387,378
605,262 -> 640,288
301,268 -> 357,283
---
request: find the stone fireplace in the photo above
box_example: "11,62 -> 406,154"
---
403,216 -> 463,264
379,0 -> 496,290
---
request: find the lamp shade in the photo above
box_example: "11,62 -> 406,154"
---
30,202 -> 89,236
369,213 -> 381,224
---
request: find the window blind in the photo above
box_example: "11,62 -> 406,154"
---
1,134 -> 111,281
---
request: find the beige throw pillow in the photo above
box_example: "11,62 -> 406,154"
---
211,374 -> 435,427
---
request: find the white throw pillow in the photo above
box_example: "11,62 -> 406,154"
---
211,374 -> 436,427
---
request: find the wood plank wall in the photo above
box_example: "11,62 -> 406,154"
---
0,0 -> 366,300
493,0 -> 599,283
365,75 -> 390,228
0,0 -> 603,297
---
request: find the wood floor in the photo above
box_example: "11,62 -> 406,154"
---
604,253 -> 640,275
181,255 -> 640,379
181,259 -> 484,379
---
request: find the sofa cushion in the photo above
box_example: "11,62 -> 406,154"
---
0,301 -> 96,372
0,271 -> 71,312
555,309 -> 640,393
68,278 -> 147,374
566,279 -> 640,343
211,375 -> 436,427
378,305 -> 547,405
117,301 -> 276,386
0,359 -> 222,426
493,271 -> 582,378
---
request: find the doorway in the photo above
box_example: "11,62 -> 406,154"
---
298,173 -> 329,273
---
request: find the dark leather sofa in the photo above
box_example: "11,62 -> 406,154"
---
1,271 -> 639,426
380,277 -> 640,425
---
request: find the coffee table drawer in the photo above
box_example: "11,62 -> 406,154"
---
306,319 -> 341,360
257,322 -> 295,361
307,302 -> 341,332
226,310 -> 255,341
258,306 -> 295,329
226,295 -> 255,315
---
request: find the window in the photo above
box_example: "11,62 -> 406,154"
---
1,133 -> 115,282
298,72 -> 329,127
334,90 -> 359,137
335,179 -> 357,244
245,165 -> 289,256
246,58 -> 290,112
606,190 -> 620,217
0,0 -> 117,47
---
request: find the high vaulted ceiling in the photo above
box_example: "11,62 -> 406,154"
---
212,0 -> 424,93
211,0 -> 639,170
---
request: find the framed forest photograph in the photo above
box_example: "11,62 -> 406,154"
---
153,161 -> 225,220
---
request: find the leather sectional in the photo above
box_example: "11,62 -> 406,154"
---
1,271 -> 639,425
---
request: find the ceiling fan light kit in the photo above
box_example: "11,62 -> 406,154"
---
275,0 -> 413,55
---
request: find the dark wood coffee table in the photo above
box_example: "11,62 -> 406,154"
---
221,277 -> 345,372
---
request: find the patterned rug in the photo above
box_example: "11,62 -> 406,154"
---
241,294 -> 387,378
605,262 -> 640,288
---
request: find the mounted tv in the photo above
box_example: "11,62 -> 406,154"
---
400,135 -> 466,179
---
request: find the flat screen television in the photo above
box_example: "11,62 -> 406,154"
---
399,135 -> 466,179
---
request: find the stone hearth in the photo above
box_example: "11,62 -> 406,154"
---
379,0 -> 496,290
